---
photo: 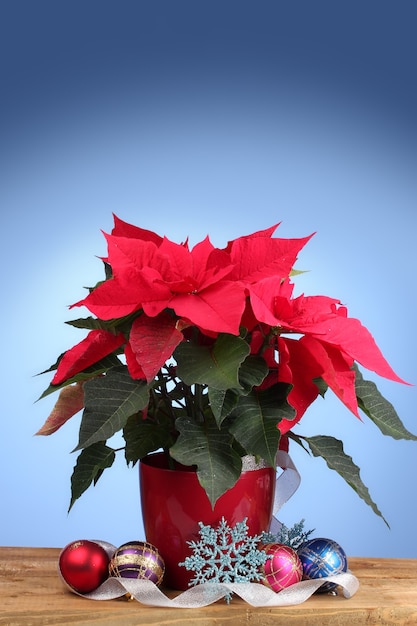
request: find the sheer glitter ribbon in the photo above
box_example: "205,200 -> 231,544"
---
61,454 -> 360,606
269,450 -> 301,534
73,572 -> 359,606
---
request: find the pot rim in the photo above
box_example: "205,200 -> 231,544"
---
139,450 -> 274,474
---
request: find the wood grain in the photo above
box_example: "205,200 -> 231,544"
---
0,548 -> 416,625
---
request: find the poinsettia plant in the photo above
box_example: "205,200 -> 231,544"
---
37,215 -> 415,521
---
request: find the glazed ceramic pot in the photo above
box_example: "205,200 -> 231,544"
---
139,451 -> 276,589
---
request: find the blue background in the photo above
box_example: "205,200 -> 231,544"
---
1,1 -> 416,557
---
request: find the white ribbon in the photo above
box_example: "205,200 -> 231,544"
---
61,454 -> 359,606
270,450 -> 301,534
75,572 -> 359,606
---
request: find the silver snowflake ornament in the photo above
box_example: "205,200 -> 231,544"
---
179,517 -> 271,603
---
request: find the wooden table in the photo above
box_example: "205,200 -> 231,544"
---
0,547 -> 416,625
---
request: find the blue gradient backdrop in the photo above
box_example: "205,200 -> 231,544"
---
1,1 -> 416,557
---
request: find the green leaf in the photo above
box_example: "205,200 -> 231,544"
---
238,355 -> 269,393
123,414 -> 175,464
229,383 -> 295,467
304,434 -> 389,526
208,354 -> 268,427
290,268 -> 308,277
69,442 -> 115,511
65,311 -> 138,335
170,415 -> 242,507
313,377 -> 328,398
354,364 -> 417,441
65,317 -> 117,331
175,334 -> 250,390
208,387 -> 239,426
74,367 -> 150,450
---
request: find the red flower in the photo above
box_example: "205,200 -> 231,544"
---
247,290 -> 409,429
227,230 -> 314,284
126,312 -> 183,382
52,329 -> 125,385
273,293 -> 407,384
56,217 -> 408,430
71,229 -> 246,335
111,213 -> 164,246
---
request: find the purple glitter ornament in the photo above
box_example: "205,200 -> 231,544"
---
109,541 -> 165,586
261,543 -> 303,592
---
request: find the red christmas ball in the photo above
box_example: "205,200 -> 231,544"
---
261,543 -> 303,592
59,540 -> 110,593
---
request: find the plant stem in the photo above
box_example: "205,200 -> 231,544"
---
164,448 -> 175,470
195,383 -> 204,422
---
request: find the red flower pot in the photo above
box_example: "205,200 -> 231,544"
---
139,452 -> 276,590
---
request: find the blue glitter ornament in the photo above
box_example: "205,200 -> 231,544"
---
298,538 -> 347,593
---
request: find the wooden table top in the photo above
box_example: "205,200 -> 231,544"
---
0,547 -> 416,625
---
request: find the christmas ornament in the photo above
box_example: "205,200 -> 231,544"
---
298,537 -> 348,592
261,543 -> 303,592
109,541 -> 165,586
58,539 -> 110,593
179,517 -> 271,603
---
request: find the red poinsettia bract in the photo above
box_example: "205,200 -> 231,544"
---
250,288 -> 409,433
71,232 -> 246,335
52,329 -> 125,386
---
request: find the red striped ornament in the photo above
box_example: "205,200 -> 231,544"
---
261,543 -> 303,592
